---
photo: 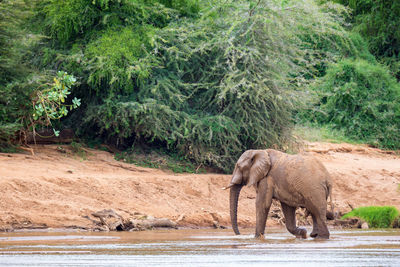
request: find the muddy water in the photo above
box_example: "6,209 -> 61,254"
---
0,228 -> 399,266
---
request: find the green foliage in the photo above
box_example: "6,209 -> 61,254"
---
332,0 -> 400,78
334,0 -> 400,58
23,0 -> 375,172
0,0 -> 30,85
85,26 -> 156,94
82,100 -> 242,171
0,1 -> 81,149
70,141 -> 88,160
342,206 -> 400,228
74,0 -> 358,172
307,59 -> 400,149
32,71 -> 80,136
0,123 -> 21,151
37,0 -> 199,44
0,71 -> 80,149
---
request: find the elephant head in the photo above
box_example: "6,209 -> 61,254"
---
226,150 -> 271,235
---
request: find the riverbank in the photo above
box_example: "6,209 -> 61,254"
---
0,142 -> 399,231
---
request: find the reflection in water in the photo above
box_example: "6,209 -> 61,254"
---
0,229 -> 399,266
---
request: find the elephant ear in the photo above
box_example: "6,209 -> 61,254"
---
248,150 -> 271,187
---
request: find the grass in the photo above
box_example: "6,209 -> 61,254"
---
70,141 -> 88,160
294,123 -> 365,144
342,206 -> 400,228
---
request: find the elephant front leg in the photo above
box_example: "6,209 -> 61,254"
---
255,178 -> 273,238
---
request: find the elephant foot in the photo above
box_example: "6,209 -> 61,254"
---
310,230 -> 318,238
254,233 -> 265,239
292,227 -> 307,239
295,228 -> 307,239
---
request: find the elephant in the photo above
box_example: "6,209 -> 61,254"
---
224,149 -> 333,239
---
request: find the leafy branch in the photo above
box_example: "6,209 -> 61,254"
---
31,71 -> 80,137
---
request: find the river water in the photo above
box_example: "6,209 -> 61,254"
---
0,228 -> 399,266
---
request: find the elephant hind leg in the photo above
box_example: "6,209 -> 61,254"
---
280,202 -> 307,239
310,214 -> 319,237
307,203 -> 329,239
315,213 -> 329,239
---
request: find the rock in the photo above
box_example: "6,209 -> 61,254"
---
334,218 -> 360,228
393,218 -> 400,228
176,214 -> 185,224
212,220 -> 227,229
89,209 -> 178,231
361,222 -> 369,229
127,218 -> 177,230
150,218 -> 177,228
92,209 -> 124,231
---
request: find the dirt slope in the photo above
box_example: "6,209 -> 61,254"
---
0,142 -> 399,231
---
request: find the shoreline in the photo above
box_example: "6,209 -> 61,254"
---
1,142 -> 399,233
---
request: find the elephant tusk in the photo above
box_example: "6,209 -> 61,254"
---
222,184 -> 234,190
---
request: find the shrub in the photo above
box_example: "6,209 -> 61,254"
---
76,0 -> 359,171
30,0 -> 365,172
308,58 -> 400,149
37,0 -> 199,44
0,72 -> 80,150
31,71 -> 80,137
342,206 -> 400,228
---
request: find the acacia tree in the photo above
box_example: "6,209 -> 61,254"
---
77,0 -> 358,171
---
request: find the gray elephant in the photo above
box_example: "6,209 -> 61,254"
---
225,149 -> 333,239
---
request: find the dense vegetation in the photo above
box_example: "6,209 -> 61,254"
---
342,206 -> 400,228
333,0 -> 400,77
305,0 -> 400,150
306,59 -> 400,149
1,0 -> 399,172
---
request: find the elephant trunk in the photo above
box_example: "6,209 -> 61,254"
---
229,184 -> 243,235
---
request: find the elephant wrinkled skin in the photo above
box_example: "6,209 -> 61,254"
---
227,149 -> 333,239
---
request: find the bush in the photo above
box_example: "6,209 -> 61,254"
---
342,206 -> 400,228
0,71 -> 80,150
37,0 -> 199,44
74,0 -> 360,171
29,0 -> 367,172
308,58 -> 400,149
